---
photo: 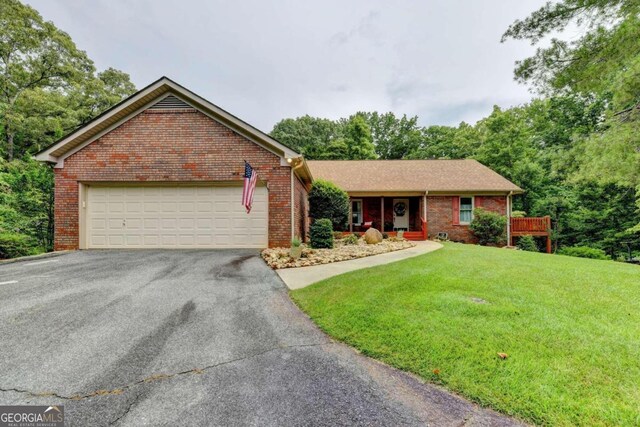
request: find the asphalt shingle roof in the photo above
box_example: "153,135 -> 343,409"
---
306,159 -> 522,193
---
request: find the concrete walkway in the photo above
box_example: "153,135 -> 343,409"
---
277,240 -> 443,290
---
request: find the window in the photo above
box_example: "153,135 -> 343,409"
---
351,199 -> 363,225
459,197 -> 473,224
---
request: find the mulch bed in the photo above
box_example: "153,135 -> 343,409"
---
261,238 -> 416,269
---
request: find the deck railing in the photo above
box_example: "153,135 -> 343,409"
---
510,216 -> 552,253
511,216 -> 551,234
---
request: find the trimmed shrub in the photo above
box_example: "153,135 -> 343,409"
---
342,233 -> 359,245
558,246 -> 611,260
309,180 -> 349,231
469,208 -> 507,245
0,232 -> 35,259
291,236 -> 302,247
310,218 -> 334,249
517,235 -> 538,252
511,210 -> 526,218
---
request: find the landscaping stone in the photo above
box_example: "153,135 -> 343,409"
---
364,228 -> 383,244
262,238 -> 416,269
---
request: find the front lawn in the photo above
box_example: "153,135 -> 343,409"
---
290,243 -> 640,426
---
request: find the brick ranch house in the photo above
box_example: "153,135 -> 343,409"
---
36,77 -> 548,251
307,160 -> 522,244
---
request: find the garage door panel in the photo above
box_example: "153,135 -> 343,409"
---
87,186 -> 268,248
90,235 -> 107,246
161,202 -> 178,212
108,235 -> 124,246
196,201 -> 213,212
178,218 -> 195,230
108,202 -> 125,213
179,202 -> 195,213
144,202 -> 160,212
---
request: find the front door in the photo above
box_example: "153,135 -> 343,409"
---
392,198 -> 409,230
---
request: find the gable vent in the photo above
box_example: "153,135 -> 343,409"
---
149,95 -> 192,110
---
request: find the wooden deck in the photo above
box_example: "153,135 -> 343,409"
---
511,216 -> 552,253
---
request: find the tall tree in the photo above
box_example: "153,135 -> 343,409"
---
0,0 -> 136,255
335,114 -> 376,160
0,0 -> 93,160
357,111 -> 422,159
503,0 -> 640,229
270,115 -> 340,159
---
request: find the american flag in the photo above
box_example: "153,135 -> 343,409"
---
242,161 -> 258,213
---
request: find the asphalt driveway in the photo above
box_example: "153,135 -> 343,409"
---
0,250 -> 521,426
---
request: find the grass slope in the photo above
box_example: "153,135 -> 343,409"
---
291,243 -> 640,426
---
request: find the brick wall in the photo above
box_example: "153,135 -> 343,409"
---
54,108 -> 292,249
427,195 -> 507,244
293,175 -> 309,241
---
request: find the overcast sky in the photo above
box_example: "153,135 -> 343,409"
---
28,0 -> 546,133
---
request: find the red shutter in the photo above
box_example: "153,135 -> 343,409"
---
475,196 -> 483,209
452,196 -> 460,225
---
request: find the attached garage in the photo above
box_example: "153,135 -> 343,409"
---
35,77 -> 313,250
84,185 -> 268,248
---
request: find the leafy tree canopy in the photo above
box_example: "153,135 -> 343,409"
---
0,0 -> 136,160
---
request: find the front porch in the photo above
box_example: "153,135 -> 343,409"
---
348,196 -> 427,241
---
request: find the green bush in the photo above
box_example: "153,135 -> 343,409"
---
517,235 -> 538,252
0,232 -> 35,259
343,233 -> 359,245
511,210 -> 526,218
291,236 -> 302,247
469,208 -> 507,245
308,180 -> 349,231
310,218 -> 334,249
558,246 -> 611,260
0,159 -> 54,252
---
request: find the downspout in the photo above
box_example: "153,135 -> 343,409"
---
507,191 -> 513,246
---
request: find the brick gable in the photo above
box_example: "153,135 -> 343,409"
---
54,108 -> 292,249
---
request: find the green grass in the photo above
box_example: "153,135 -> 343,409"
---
290,243 -> 640,426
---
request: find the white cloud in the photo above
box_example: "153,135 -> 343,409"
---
27,0 -> 546,131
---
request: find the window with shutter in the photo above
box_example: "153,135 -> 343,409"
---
459,197 -> 474,224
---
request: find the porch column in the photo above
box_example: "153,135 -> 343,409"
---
423,193 -> 428,240
422,194 -> 427,219
349,198 -> 353,233
507,192 -> 512,246
381,196 -> 384,232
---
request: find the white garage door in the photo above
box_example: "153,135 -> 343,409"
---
86,186 -> 268,248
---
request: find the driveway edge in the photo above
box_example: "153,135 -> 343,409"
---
277,240 -> 442,290
0,250 -> 73,266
